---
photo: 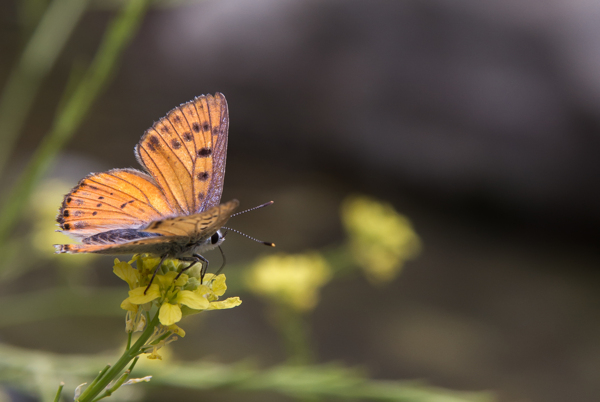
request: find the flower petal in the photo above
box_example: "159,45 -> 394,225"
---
120,297 -> 138,311
207,297 -> 242,310
159,302 -> 182,326
175,290 -> 209,310
210,274 -> 228,297
140,256 -> 162,273
128,284 -> 160,304
157,271 -> 178,288
113,259 -> 140,289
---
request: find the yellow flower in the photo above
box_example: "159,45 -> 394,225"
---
341,195 -> 421,284
181,274 -> 241,317
111,256 -> 241,359
246,253 -> 331,311
114,256 -> 241,328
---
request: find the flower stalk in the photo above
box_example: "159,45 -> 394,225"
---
76,313 -> 160,402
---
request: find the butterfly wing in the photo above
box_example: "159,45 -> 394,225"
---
55,200 -> 239,255
144,199 -> 239,239
56,168 -> 177,240
54,235 -> 187,255
134,93 -> 229,215
56,93 -> 230,254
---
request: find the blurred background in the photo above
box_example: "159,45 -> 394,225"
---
0,1 -> 599,401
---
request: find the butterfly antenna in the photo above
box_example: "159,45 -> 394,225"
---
230,201 -> 274,217
222,226 -> 275,247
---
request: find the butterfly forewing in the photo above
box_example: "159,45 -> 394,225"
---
201,94 -> 229,212
135,93 -> 229,215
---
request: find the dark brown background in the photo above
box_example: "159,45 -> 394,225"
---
1,1 -> 600,401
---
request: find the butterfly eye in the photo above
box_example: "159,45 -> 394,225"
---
211,232 -> 221,245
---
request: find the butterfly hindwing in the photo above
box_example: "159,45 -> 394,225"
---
55,235 -> 188,255
56,168 -> 177,240
144,199 -> 239,239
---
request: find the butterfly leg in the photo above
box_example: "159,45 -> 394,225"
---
175,254 -> 209,283
144,254 -> 168,294
195,253 -> 209,284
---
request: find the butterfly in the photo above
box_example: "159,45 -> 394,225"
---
54,93 -> 241,279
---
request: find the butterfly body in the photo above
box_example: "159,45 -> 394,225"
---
55,93 -> 236,265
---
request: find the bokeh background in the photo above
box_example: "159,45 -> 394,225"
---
1,1 -> 600,401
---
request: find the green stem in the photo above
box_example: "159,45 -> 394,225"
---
77,313 -> 160,402
92,358 -> 137,402
52,382 -> 64,402
0,0 -> 89,176
0,0 -> 150,250
272,305 -> 314,365
84,364 -> 111,395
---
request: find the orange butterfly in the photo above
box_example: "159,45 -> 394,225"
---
54,93 -> 243,278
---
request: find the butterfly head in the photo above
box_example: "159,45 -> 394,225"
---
193,229 -> 226,254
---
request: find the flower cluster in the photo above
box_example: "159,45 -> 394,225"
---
114,255 -> 241,333
341,195 -> 421,283
246,253 -> 331,312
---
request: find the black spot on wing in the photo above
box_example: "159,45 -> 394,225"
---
183,132 -> 193,142
192,123 -> 200,133
147,135 -> 160,151
197,148 -> 212,157
197,172 -> 209,181
171,139 -> 182,149
120,200 -> 135,209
